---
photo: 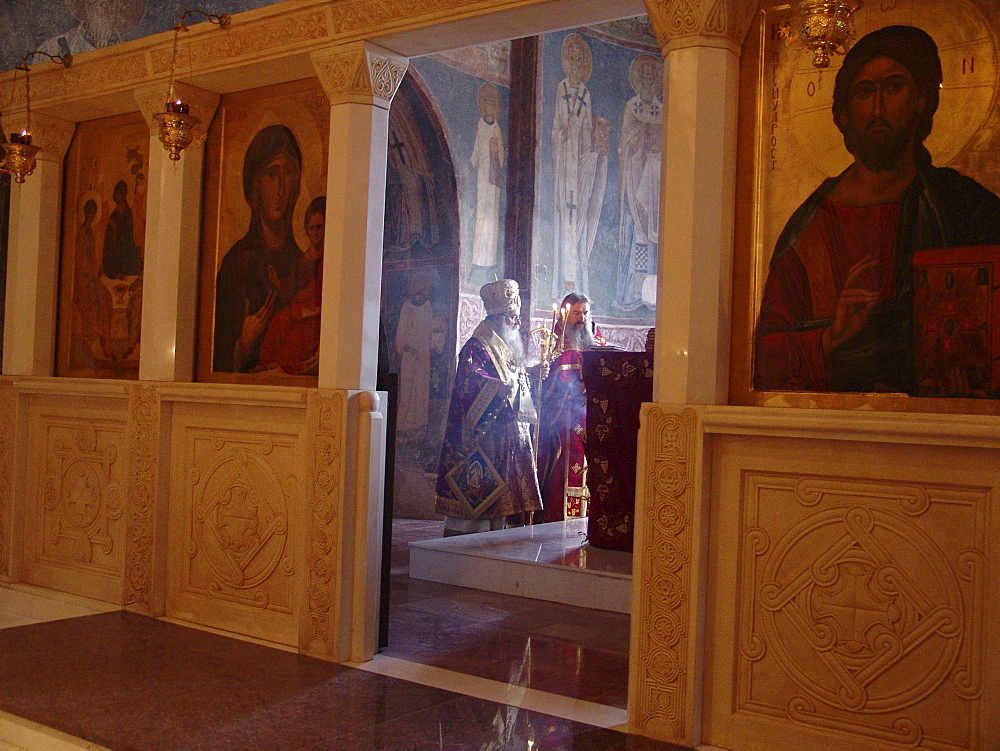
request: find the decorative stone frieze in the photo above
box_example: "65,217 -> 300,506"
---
630,404 -> 700,742
327,0 -> 526,35
4,0 -> 631,115
19,51 -> 149,105
186,11 -> 330,71
643,0 -> 759,54
123,384 -> 160,614
311,42 -> 408,109
303,389 -> 348,659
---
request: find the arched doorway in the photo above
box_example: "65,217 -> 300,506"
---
372,10 -> 651,723
380,71 -> 461,521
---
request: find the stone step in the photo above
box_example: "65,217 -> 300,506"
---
408,518 -> 632,614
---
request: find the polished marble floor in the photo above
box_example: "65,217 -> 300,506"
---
386,519 -> 632,708
0,520 -> 696,750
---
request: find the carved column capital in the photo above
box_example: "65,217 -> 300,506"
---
311,42 -> 408,109
3,111 -> 75,164
134,82 -> 220,151
643,0 -> 758,55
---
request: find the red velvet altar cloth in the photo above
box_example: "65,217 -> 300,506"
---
582,350 -> 653,551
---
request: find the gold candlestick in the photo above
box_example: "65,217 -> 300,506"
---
557,304 -> 569,354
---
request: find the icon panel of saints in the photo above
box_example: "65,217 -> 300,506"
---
198,78 -> 330,384
753,23 -> 1000,398
56,111 -> 149,379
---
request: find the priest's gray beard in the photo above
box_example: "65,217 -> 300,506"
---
494,317 -> 526,365
565,322 -> 595,351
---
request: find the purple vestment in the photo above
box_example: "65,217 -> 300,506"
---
434,320 -> 542,520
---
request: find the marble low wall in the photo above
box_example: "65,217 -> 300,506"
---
0,377 -> 385,664
630,403 -> 999,751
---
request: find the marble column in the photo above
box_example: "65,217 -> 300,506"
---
2,113 -> 75,376
629,0 -> 757,746
134,83 -> 220,382
311,42 -> 408,391
644,0 -> 757,407
304,42 -> 404,662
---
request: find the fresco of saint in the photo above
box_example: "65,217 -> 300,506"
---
470,83 -> 505,275
40,0 -> 147,58
616,54 -> 663,311
551,33 -> 608,298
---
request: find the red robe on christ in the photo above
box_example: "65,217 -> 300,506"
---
755,200 -> 901,392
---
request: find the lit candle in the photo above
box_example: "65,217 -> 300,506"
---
175,99 -> 189,115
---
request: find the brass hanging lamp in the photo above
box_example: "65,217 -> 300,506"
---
0,51 -> 72,184
153,9 -> 231,161
791,0 -> 863,69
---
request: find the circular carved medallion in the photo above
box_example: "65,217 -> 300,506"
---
759,506 -> 962,713
195,451 -> 288,589
61,460 -> 103,530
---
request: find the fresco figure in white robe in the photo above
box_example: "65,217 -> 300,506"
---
616,54 -> 663,311
395,271 -> 441,439
470,83 -> 505,275
551,33 -> 608,298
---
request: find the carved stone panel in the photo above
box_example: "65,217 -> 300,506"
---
0,112 -> 76,164
168,404 -> 304,646
708,434 -> 992,751
643,0 -> 758,53
23,395 -> 128,602
134,82 -> 220,149
311,42 -> 407,108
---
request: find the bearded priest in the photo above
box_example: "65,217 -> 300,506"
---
537,292 -> 607,521
434,280 -> 544,536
